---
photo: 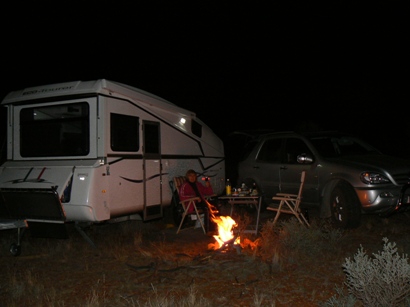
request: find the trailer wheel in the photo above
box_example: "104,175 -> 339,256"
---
9,243 -> 21,256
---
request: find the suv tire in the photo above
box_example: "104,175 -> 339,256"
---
330,181 -> 361,229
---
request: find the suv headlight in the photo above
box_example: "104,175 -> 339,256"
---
360,172 -> 391,184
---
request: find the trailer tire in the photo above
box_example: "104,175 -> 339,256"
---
9,243 -> 21,256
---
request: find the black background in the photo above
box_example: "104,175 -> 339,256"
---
1,3 -> 408,166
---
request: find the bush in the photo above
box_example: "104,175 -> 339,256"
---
342,237 -> 410,306
258,218 -> 343,268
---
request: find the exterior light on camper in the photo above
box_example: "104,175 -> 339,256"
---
179,118 -> 186,124
78,173 -> 88,181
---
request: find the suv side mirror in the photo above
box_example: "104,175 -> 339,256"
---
297,153 -> 313,164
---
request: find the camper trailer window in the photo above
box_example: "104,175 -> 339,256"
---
110,113 -> 140,151
143,121 -> 160,154
20,102 -> 89,157
191,119 -> 202,138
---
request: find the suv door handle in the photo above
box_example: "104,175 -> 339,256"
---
280,166 -> 288,170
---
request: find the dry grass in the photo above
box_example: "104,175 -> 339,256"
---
1,209 -> 410,306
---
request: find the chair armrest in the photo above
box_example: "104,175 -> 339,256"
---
272,196 -> 302,202
267,203 -> 280,210
179,197 -> 201,204
276,193 -> 297,197
272,196 -> 295,201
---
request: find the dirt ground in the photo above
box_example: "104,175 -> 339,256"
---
1,205 -> 410,306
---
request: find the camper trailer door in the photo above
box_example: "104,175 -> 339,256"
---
142,121 -> 162,220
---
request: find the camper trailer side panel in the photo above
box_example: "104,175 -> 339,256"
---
0,79 -> 225,227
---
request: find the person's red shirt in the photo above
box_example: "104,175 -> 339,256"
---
179,181 -> 214,213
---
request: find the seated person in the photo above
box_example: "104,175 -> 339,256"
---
179,169 -> 218,232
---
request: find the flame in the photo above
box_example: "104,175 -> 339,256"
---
209,215 -> 240,250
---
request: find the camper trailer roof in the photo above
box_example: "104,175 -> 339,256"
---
1,79 -> 195,117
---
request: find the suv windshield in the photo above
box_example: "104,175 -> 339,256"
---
308,135 -> 380,158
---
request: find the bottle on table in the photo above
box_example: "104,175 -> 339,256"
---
226,178 -> 232,196
252,182 -> 258,195
241,182 -> 248,191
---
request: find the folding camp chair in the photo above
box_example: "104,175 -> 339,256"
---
267,170 -> 310,227
170,176 -> 207,234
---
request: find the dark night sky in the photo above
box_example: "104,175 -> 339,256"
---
1,3 -> 408,156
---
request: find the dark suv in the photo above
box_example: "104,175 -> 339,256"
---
237,131 -> 410,228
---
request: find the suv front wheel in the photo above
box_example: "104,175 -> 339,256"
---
329,181 -> 361,229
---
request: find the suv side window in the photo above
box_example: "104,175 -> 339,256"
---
284,138 -> 312,164
256,138 -> 282,163
239,139 -> 259,162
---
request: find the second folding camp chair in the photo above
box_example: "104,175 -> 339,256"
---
267,170 -> 310,227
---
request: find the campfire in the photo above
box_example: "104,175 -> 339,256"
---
207,214 -> 260,253
208,215 -> 240,251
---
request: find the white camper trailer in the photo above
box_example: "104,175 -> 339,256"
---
0,79 -> 225,254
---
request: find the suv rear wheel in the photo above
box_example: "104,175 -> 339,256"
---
330,182 -> 361,228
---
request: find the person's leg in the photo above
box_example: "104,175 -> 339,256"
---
197,201 -> 210,233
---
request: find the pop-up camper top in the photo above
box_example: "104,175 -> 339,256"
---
0,79 -> 225,255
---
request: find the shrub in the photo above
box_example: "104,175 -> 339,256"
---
258,218 -> 343,268
342,237 -> 410,306
320,285 -> 357,307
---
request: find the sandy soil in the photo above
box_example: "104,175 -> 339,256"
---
1,206 -> 410,306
